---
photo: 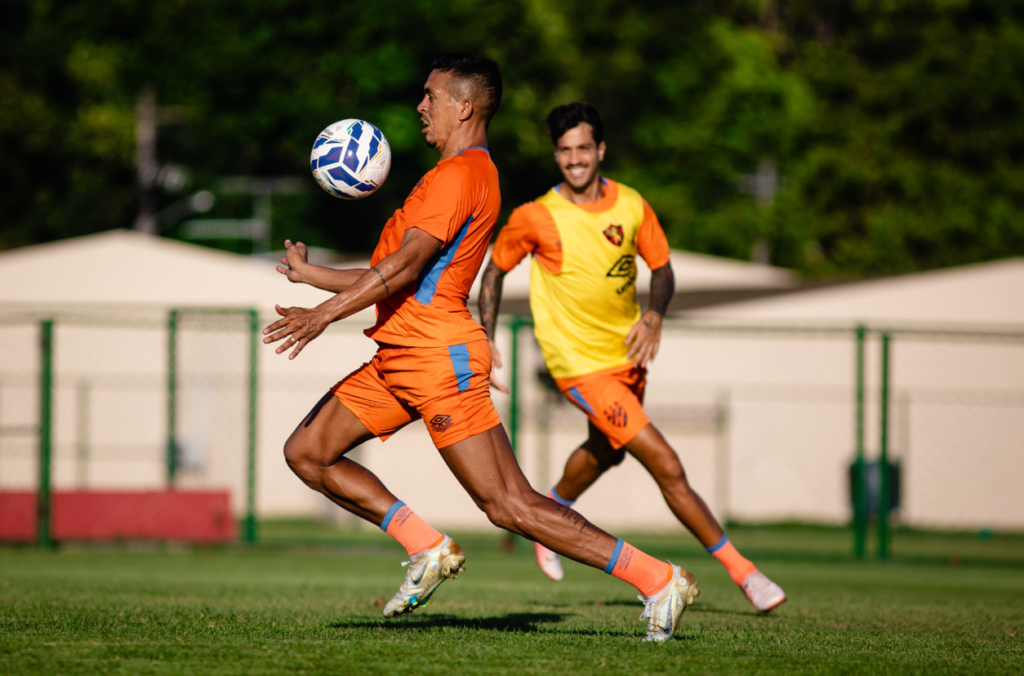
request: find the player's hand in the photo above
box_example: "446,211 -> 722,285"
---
487,339 -> 509,394
625,310 -> 663,369
262,304 -> 329,360
276,240 -> 310,283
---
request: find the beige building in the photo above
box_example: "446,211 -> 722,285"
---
2,231 -> 1018,533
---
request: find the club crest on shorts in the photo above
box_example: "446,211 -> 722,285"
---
603,224 -> 624,246
429,414 -> 453,433
604,402 -> 628,428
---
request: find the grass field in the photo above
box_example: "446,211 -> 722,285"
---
1,526 -> 1022,675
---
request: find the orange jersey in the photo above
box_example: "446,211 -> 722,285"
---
366,147 -> 500,347
491,179 -> 670,379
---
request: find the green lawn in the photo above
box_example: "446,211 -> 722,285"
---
1,528 -> 1022,675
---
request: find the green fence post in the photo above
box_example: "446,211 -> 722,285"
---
166,310 -> 178,487
853,324 -> 867,559
244,309 -> 259,544
878,332 -> 892,560
37,319 -> 54,549
508,315 -> 524,455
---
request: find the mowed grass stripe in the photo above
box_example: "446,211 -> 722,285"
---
1,531 -> 1022,675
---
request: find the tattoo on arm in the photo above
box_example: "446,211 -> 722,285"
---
371,266 -> 391,296
557,505 -> 592,534
479,260 -> 505,340
648,264 -> 675,316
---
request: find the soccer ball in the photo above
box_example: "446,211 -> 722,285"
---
310,119 -> 391,199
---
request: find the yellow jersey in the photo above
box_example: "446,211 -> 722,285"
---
492,179 -> 670,379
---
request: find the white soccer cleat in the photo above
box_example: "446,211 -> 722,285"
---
534,541 -> 564,581
638,563 -> 700,642
382,534 -> 466,618
741,571 -> 786,613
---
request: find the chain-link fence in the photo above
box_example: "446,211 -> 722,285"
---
508,319 -> 1024,563
0,308 -> 256,545
3,307 -> 1022,562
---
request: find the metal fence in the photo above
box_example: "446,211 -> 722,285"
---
0,309 -> 257,546
505,319 -> 1024,561
2,308 -> 1023,562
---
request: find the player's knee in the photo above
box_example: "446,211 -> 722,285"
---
481,500 -> 514,530
481,492 -> 533,532
588,438 -> 626,470
653,458 -> 689,489
283,435 -> 317,479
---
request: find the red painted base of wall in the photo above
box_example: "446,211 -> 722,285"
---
0,491 -> 235,543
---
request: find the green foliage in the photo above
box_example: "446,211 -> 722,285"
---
1,0 -> 1023,274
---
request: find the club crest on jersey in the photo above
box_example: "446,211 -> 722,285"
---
603,224 -> 624,246
606,255 -> 636,278
429,414 -> 453,433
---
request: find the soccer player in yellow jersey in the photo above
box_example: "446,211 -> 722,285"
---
479,102 -> 786,612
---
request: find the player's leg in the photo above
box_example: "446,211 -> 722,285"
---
624,423 -> 785,612
283,365 -> 464,618
438,422 -> 699,640
552,421 -> 626,502
534,422 -> 624,580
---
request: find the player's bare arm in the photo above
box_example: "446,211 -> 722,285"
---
478,259 -> 509,393
625,262 -> 675,368
276,239 -> 368,292
263,227 -> 443,359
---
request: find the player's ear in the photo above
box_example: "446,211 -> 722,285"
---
458,98 -> 474,122
597,141 -> 606,162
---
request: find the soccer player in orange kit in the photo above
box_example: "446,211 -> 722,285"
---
265,55 -> 699,641
478,102 -> 786,613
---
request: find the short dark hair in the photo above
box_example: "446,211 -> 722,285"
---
430,53 -> 503,124
546,102 -> 604,146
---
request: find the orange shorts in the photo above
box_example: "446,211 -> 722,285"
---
330,340 -> 502,448
555,365 -> 650,449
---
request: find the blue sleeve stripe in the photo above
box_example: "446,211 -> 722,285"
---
414,216 -> 473,305
447,344 -> 473,393
706,534 -> 729,553
566,387 -> 595,416
380,500 -> 405,532
550,487 -> 574,507
604,538 -> 625,574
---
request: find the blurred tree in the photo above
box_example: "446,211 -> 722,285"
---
1,0 -> 1022,276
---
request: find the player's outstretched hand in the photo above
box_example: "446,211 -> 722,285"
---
487,339 -> 509,394
263,304 -> 329,360
276,240 -> 310,283
625,310 -> 663,369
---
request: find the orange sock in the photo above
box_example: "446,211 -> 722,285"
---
606,539 -> 674,597
380,501 -> 444,556
708,535 -> 757,585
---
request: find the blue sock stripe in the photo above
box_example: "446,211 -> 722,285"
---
604,538 -> 625,574
380,500 -> 405,532
707,534 -> 729,553
550,487 -> 574,507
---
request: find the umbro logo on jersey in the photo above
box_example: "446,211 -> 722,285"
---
603,224 -> 624,246
606,255 -> 636,278
430,414 -> 453,433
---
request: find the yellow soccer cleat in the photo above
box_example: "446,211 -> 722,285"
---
382,534 -> 466,618
638,563 -> 700,642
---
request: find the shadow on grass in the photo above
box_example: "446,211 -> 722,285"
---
330,612 -> 638,637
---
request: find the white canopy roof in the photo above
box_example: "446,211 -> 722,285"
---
687,258 -> 1024,326
0,229 -> 351,316
0,229 -> 796,316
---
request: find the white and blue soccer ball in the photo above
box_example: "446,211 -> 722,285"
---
310,119 -> 391,200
